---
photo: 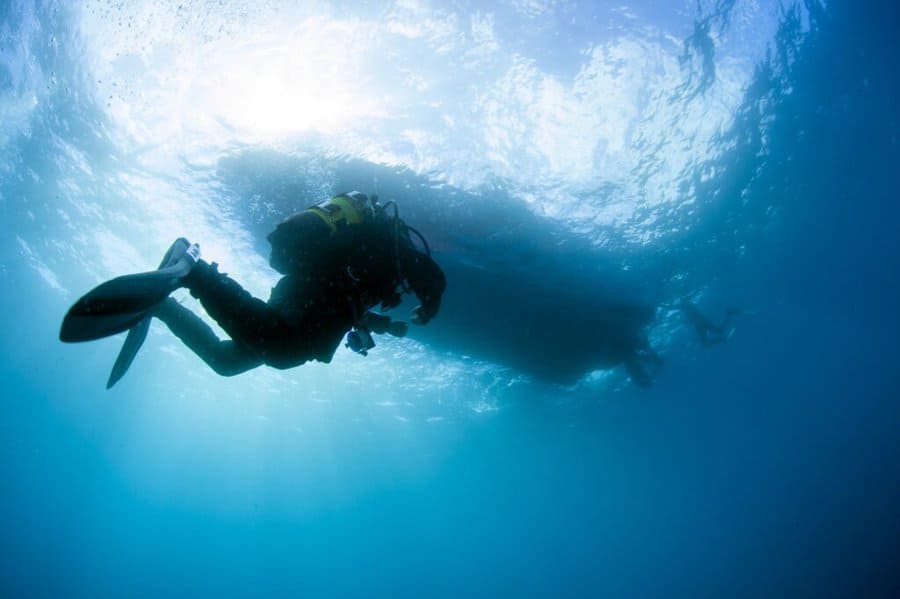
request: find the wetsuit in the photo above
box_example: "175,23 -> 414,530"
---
155,211 -> 445,376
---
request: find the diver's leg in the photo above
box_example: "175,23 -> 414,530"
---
183,260 -> 321,367
154,298 -> 263,376
184,260 -> 290,346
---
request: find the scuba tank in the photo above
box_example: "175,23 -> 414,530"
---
307,191 -> 377,233
267,191 -> 380,275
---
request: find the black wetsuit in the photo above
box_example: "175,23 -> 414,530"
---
155,211 -> 445,376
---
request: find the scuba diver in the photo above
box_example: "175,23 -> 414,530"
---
678,300 -> 743,346
60,192 -> 446,388
607,300 -> 743,385
595,301 -> 740,386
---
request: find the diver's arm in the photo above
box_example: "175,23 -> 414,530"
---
400,245 -> 446,324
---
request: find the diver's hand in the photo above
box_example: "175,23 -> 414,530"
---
387,320 -> 408,337
411,305 -> 431,325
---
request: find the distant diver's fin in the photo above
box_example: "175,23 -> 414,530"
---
60,239 -> 197,343
104,239 -> 195,389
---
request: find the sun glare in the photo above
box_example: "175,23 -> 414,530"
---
87,9 -> 381,147
207,26 -> 378,141
235,70 -> 369,137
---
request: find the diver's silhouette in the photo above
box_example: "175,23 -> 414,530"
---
60,192 -> 445,387
679,300 -> 742,346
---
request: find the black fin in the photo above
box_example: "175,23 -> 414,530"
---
103,239 -> 192,388
60,239 -> 193,343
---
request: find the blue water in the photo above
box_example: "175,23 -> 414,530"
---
2,0 -> 899,596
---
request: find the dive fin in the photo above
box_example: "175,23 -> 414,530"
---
106,316 -> 151,389
60,239 -> 197,343
104,239 -> 194,388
